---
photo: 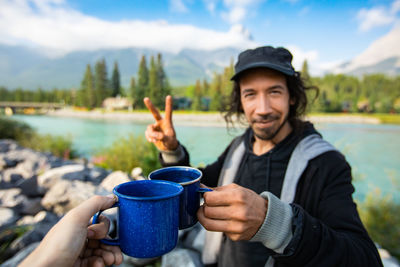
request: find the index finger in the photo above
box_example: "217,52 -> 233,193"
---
67,195 -> 117,225
144,97 -> 162,121
164,95 -> 173,123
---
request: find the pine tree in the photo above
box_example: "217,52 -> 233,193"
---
149,55 -> 160,106
301,60 -> 311,84
209,72 -> 223,111
156,53 -> 170,100
135,55 -> 149,109
129,76 -> 136,106
80,64 -> 95,108
192,79 -> 203,110
94,58 -> 111,107
111,61 -> 121,97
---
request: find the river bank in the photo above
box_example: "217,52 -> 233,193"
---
46,108 -> 389,127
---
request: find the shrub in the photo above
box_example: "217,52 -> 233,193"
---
0,116 -> 78,159
0,116 -> 35,141
93,133 -> 161,176
21,133 -> 78,159
358,189 -> 400,259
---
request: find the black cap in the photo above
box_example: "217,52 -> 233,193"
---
231,46 -> 296,81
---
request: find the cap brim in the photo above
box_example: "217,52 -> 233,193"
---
230,62 -> 295,81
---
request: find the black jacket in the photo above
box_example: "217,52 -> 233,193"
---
160,124 -> 383,267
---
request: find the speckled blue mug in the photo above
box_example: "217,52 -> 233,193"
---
148,166 -> 212,229
92,180 -> 183,258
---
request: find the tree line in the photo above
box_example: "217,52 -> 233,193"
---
0,55 -> 399,113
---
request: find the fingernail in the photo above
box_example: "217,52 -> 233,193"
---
106,194 -> 117,202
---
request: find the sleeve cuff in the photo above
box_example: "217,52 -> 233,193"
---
160,144 -> 186,164
250,191 -> 294,254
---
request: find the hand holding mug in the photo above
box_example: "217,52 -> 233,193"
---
20,195 -> 123,267
197,183 -> 268,241
144,95 -> 179,151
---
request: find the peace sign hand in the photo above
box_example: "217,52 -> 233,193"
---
144,95 -> 179,151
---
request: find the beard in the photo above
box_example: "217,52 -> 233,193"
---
251,113 -> 289,141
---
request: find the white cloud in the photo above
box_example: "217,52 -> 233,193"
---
220,0 -> 264,24
0,0 -> 256,57
203,0 -> 218,14
357,0 -> 400,32
285,45 -> 319,71
169,0 -> 189,13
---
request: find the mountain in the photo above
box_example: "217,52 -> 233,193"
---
332,26 -> 400,76
0,45 -> 240,90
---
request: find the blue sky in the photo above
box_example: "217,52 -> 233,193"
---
0,0 -> 399,75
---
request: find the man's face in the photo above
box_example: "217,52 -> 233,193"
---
239,68 -> 293,141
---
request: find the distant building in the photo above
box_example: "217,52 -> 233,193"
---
102,96 -> 132,111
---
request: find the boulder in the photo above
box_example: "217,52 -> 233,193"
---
131,167 -> 144,180
1,169 -> 24,186
41,180 -> 98,215
0,188 -> 28,209
0,139 -> 19,153
37,164 -> 86,191
161,248 -> 202,267
0,207 -> 18,229
20,197 -> 43,216
16,176 -> 41,197
0,242 -> 39,267
100,171 -> 131,192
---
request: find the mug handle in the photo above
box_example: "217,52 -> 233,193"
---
197,188 -> 213,193
92,202 -> 120,246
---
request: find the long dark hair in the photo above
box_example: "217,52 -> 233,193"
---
223,70 -> 319,130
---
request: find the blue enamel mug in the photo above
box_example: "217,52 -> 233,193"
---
148,166 -> 212,229
92,180 -> 183,258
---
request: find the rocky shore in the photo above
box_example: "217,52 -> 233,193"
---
0,139 -> 165,267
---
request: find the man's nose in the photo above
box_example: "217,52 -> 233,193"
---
255,95 -> 272,115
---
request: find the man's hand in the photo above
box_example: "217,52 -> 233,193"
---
19,195 -> 123,267
197,183 -> 268,241
144,95 -> 179,151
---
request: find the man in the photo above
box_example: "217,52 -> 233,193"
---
144,46 -> 383,267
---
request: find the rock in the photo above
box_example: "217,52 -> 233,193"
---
20,197 -> 43,216
16,176 -> 41,197
161,248 -> 202,267
0,188 -> 28,209
33,210 -> 59,224
86,166 -> 109,184
1,169 -> 24,186
124,255 -> 159,267
37,164 -> 86,191
0,207 -> 18,228
0,139 -> 19,153
182,224 -> 205,253
41,180 -> 97,215
0,241 -> 39,267
16,215 -> 35,226
100,171 -> 131,192
131,167 -> 144,180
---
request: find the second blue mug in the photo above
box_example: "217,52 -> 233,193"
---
148,166 -> 211,229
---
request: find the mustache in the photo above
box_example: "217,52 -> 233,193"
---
251,114 -> 280,123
